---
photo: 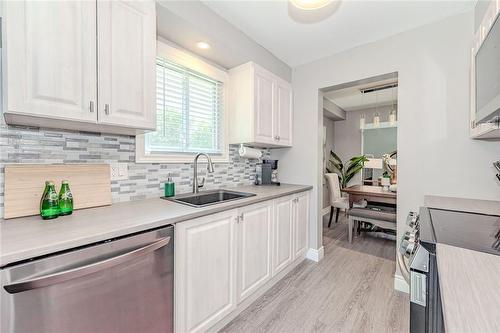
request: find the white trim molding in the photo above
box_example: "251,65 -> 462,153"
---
306,247 -> 324,262
394,273 -> 409,293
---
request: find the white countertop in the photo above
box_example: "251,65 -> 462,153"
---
0,184 -> 311,267
436,243 -> 500,333
424,195 -> 500,215
425,195 -> 500,332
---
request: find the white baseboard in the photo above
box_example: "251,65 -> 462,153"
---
394,273 -> 409,293
306,246 -> 324,262
321,207 -> 330,216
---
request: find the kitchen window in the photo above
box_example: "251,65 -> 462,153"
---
136,42 -> 228,163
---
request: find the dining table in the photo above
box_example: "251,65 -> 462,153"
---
341,185 -> 397,207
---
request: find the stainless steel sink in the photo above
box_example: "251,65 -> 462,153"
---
163,190 -> 256,208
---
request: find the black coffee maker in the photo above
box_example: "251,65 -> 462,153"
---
255,159 -> 280,185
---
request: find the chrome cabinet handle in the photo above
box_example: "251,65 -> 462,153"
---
239,214 -> 244,221
104,104 -> 110,115
89,101 -> 95,113
274,135 -> 279,141
3,236 -> 171,294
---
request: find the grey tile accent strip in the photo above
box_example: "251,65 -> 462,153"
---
0,121 -> 269,218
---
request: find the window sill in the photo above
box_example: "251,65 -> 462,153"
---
135,134 -> 230,164
135,153 -> 230,164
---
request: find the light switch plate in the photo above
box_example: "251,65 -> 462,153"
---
110,163 -> 128,181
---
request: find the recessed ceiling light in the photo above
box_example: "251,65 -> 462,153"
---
289,0 -> 333,10
196,41 -> 211,50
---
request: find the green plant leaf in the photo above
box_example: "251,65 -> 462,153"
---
326,152 -> 367,189
345,156 -> 367,176
329,151 -> 343,171
344,164 -> 364,184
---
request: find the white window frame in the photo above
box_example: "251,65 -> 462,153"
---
136,41 -> 229,163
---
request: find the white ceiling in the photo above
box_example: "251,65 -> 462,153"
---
204,0 -> 474,67
324,78 -> 398,111
156,1 -> 292,80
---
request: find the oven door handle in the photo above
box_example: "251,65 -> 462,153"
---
3,236 -> 171,294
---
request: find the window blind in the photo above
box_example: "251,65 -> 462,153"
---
146,57 -> 224,155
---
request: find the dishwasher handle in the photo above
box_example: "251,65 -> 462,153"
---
3,236 -> 171,294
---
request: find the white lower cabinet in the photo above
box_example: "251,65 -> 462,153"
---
294,191 -> 310,259
272,195 -> 294,276
236,201 -> 273,302
175,191 -> 310,333
175,210 -> 238,333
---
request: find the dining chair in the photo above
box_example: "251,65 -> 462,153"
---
325,173 -> 349,228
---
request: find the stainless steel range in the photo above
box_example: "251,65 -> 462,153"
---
398,207 -> 500,333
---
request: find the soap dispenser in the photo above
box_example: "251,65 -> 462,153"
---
164,174 -> 175,198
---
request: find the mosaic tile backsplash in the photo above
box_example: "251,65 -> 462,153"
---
0,120 -> 269,218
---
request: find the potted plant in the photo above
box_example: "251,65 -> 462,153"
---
326,151 -> 368,189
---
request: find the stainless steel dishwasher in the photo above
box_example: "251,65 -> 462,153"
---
0,225 -> 174,333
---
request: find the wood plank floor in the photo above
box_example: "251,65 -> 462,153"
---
221,215 -> 409,333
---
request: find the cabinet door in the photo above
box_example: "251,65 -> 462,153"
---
254,69 -> 276,144
273,195 -> 294,276
275,80 -> 293,146
175,210 -> 238,333
97,0 -> 156,129
237,201 -> 273,302
5,1 -> 97,122
294,192 -> 309,259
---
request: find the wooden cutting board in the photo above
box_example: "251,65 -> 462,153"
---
4,164 -> 112,219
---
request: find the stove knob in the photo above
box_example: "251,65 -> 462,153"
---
399,238 -> 410,255
408,230 -> 418,242
406,212 -> 419,228
405,241 -> 416,258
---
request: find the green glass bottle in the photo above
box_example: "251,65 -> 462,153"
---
58,180 -> 73,216
40,181 -> 59,220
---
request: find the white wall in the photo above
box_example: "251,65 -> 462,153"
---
274,12 -> 500,282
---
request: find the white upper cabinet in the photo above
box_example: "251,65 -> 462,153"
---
4,1 -> 97,123
274,78 -> 293,146
228,62 -> 293,148
254,69 -> 276,145
2,0 -> 156,135
97,0 -> 156,129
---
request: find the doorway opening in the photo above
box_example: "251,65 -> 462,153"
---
319,72 -> 399,254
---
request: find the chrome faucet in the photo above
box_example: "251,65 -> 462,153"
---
193,153 -> 215,193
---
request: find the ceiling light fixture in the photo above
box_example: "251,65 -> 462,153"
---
288,0 -> 341,24
196,41 -> 210,50
290,0 -> 333,10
